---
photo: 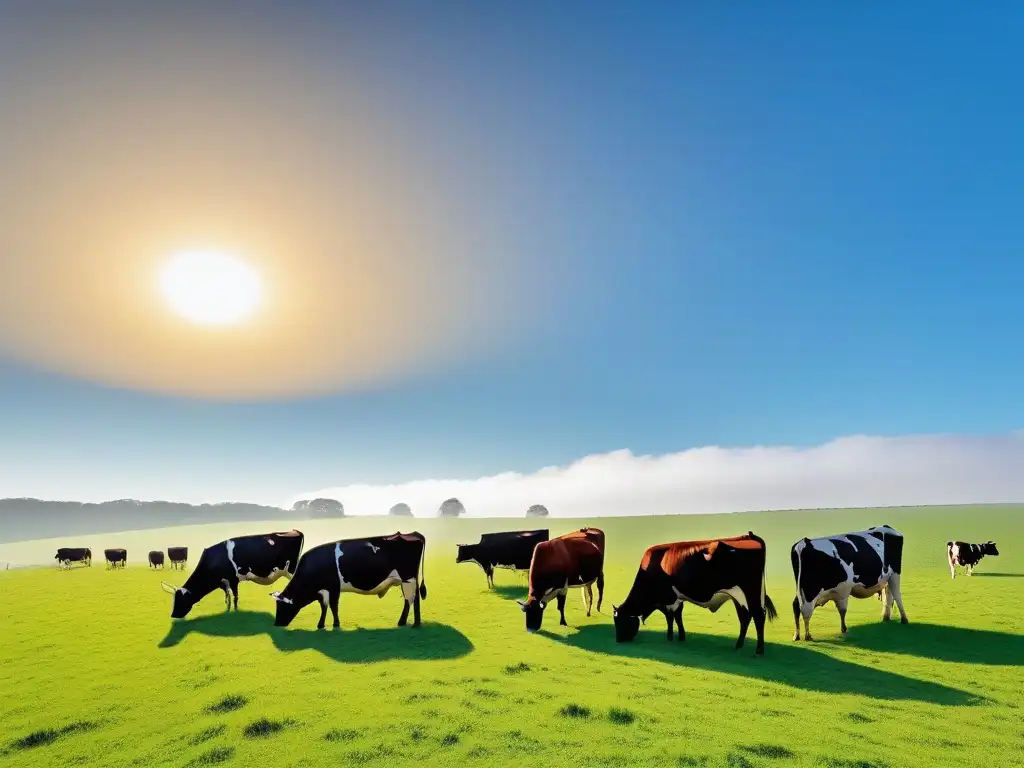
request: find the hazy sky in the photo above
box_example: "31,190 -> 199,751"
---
2,3 -> 1023,508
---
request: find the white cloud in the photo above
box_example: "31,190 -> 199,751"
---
292,431 -> 1024,516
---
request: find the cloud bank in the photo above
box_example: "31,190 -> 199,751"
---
292,432 -> 1024,517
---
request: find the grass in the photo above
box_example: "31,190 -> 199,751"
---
0,505 -> 1022,767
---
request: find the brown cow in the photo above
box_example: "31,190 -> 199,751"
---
613,531 -> 778,655
517,527 -> 605,632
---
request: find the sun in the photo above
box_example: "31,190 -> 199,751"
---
158,251 -> 262,326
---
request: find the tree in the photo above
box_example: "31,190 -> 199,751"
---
388,502 -> 413,517
438,497 -> 466,517
526,504 -> 550,518
292,498 -> 345,518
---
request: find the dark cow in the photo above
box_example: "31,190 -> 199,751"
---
55,547 -> 92,569
456,529 -> 549,588
167,547 -> 188,570
104,549 -> 127,569
149,551 -> 165,569
161,530 -> 304,619
518,527 -> 605,632
612,532 -> 778,655
948,540 -> 999,578
791,525 -> 908,641
272,532 -> 427,629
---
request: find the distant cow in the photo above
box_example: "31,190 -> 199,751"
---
55,547 -> 92,569
272,532 -> 427,629
518,527 -> 605,632
161,530 -> 304,619
456,529 -> 549,588
613,532 -> 778,655
167,547 -> 188,570
791,525 -> 908,641
104,549 -> 127,569
149,551 -> 165,569
948,540 -> 999,578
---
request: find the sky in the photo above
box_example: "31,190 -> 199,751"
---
1,2 -> 1023,511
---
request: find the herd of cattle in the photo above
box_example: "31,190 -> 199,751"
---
54,526 -> 1000,654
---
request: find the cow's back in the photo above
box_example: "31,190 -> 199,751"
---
559,527 -> 605,553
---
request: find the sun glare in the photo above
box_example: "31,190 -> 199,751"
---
158,251 -> 262,326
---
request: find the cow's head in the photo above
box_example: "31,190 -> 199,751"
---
162,582 -> 196,619
517,597 -> 545,632
270,590 -> 303,627
984,541 -> 999,556
455,544 -> 477,564
612,604 -> 641,643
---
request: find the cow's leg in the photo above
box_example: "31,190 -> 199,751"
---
801,602 -> 815,641
968,563 -> 974,576
836,595 -> 850,634
556,593 -> 568,626
317,593 -> 328,630
329,592 -> 341,629
888,573 -> 908,624
220,579 -> 232,610
230,579 -> 239,611
485,565 -> 494,589
675,606 -> 685,641
752,606 -> 767,655
582,583 -> 593,616
881,583 -> 894,621
663,608 -> 674,641
949,551 -> 956,579
412,589 -> 422,627
734,603 -> 752,649
596,572 -> 605,612
792,597 -> 801,641
398,579 -> 418,627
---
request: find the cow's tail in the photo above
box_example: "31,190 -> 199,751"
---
764,594 -> 778,622
418,538 -> 428,600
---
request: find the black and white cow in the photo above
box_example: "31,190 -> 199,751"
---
272,532 -> 427,629
167,547 -> 188,570
791,525 -> 908,641
456,529 -> 548,588
104,549 -> 127,569
948,540 -> 999,578
161,530 -> 304,619
55,547 -> 92,569
149,551 -> 165,569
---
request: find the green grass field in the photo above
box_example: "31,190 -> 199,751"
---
2,505 -> 1022,768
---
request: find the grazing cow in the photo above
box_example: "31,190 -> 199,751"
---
791,525 -> 908,641
104,549 -> 128,569
149,551 -> 165,569
160,530 -> 304,619
612,532 -> 778,655
517,527 -> 605,632
456,529 -> 549,588
272,532 -> 427,629
55,547 -> 92,569
167,546 -> 188,570
948,540 -> 999,578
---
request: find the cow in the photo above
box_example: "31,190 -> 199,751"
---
160,530 -> 304,619
517,527 -> 605,632
167,546 -> 188,570
104,549 -> 127,569
948,540 -> 999,578
791,525 -> 908,641
55,547 -> 92,569
456,529 -> 549,588
612,532 -> 778,656
271,532 -> 427,629
149,551 -> 165,569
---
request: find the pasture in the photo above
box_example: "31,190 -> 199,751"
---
1,505 -> 1022,768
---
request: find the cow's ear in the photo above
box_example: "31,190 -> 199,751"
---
160,581 -> 177,595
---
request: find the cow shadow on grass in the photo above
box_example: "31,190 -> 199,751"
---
821,622 -> 1024,665
543,626 -> 980,706
491,584 -> 527,601
972,572 -> 1024,578
158,611 -> 473,663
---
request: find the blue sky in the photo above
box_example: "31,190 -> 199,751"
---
2,2 -> 1023,504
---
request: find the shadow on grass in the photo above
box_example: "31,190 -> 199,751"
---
158,611 -> 473,662
491,584 -> 527,601
542,625 -> 980,706
824,622 -> 1024,665
972,572 -> 1024,578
